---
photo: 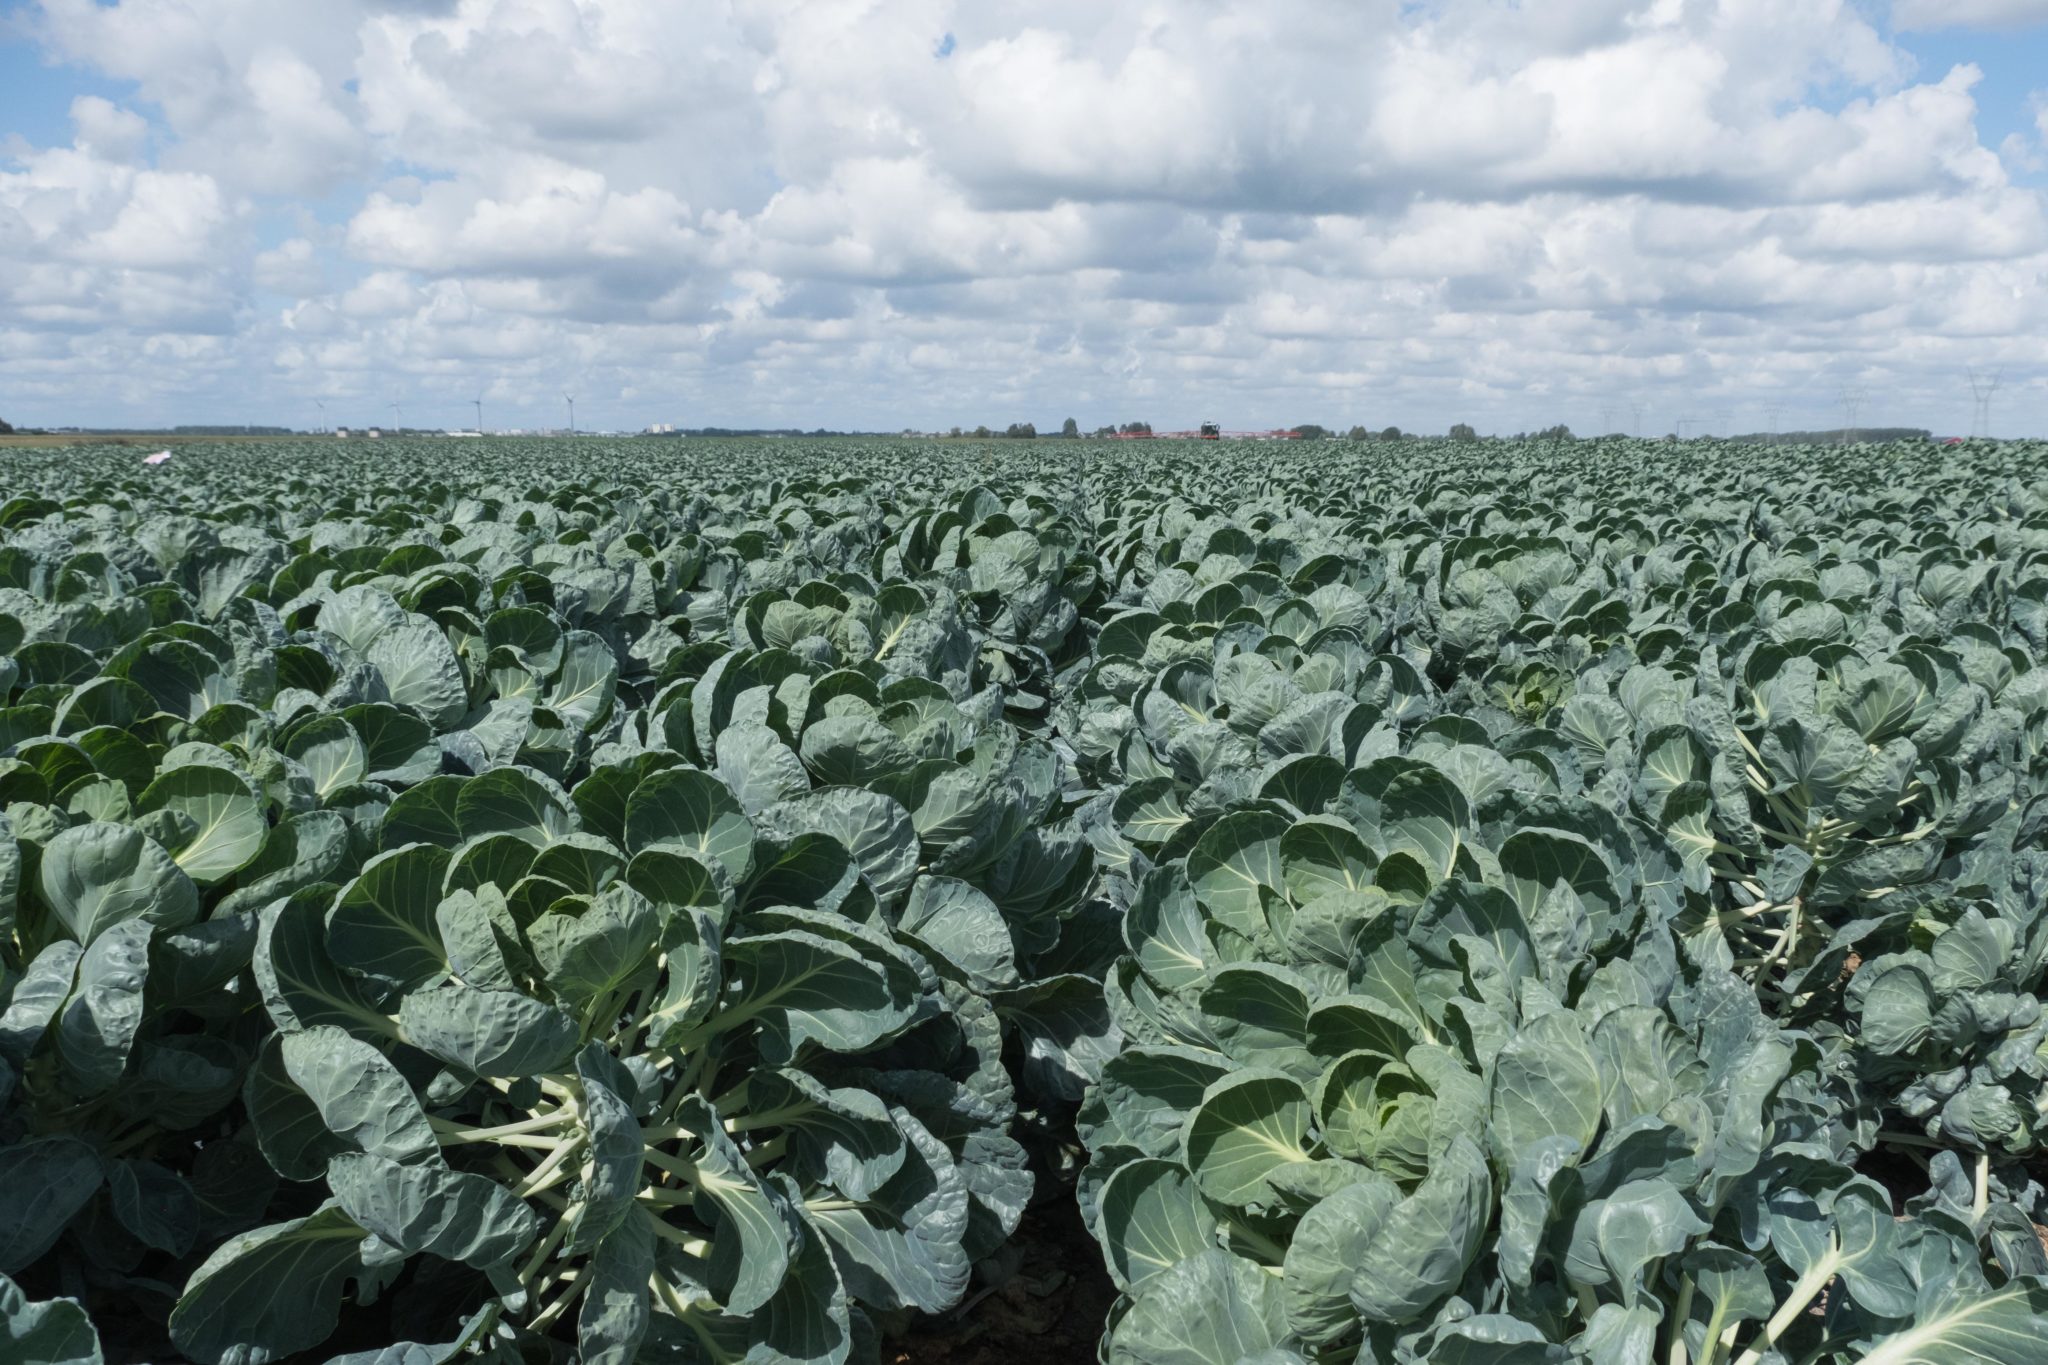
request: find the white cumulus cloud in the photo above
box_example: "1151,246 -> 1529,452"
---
0,0 -> 2045,434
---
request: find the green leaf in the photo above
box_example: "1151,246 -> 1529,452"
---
992,972 -> 1120,1104
218,811 -> 350,915
1187,810 -> 1290,939
899,875 -> 1018,992
1856,1279 -> 2048,1365
1126,866 -> 1210,993
1345,758 -> 1471,880
1488,1008 -> 1604,1168
717,930 -> 914,1063
755,787 -> 918,907
284,714 -> 368,800
674,1095 -> 797,1314
804,1107 -> 970,1314
1106,1250 -> 1291,1365
1096,1158 -> 1221,1292
245,1032 -> 351,1181
660,1213 -> 853,1365
1347,1134 -> 1493,1325
1182,1069 -> 1314,1206
0,1137 -> 102,1273
37,821 -> 199,946
455,766 -> 578,846
549,629 -> 619,731
326,1151 -> 537,1269
0,941 -> 80,1070
1282,1173 -> 1401,1344
325,844 -> 451,990
625,767 -> 755,881
568,1046 -> 640,1252
108,1157 -> 199,1257
55,918 -> 152,1096
530,882 -> 658,1005
0,1273 -> 104,1365
254,889 -> 395,1039
169,1203 -> 384,1365
1279,817 -> 1378,904
365,617 -> 468,729
278,1025 -> 438,1164
743,1068 -> 906,1201
138,763 -> 267,885
713,722 -> 813,816
577,1213 -> 654,1365
396,984 -> 579,1077
1201,964 -> 1316,1082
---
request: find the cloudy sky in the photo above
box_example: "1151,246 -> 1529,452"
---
3,0 -> 2047,436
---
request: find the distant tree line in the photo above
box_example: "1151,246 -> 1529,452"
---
1727,427 -> 1932,445
0,416 -> 13,435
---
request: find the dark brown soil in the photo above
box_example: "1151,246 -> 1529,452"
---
886,1198 -> 1118,1365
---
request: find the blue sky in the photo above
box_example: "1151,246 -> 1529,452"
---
3,0 -> 2047,435
1893,28 -> 2048,180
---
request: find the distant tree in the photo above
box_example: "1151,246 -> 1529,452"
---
1092,425 -> 1116,437
1118,421 -> 1152,435
1450,423 -> 1477,441
1295,423 -> 1331,439
1537,424 -> 1573,440
0,416 -> 13,435
1379,426 -> 1402,440
971,425 -> 991,438
949,426 -> 962,438
1060,417 -> 1079,438
1346,425 -> 1370,441
1004,422 -> 1037,439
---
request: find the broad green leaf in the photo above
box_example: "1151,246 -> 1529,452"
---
0,1273 -> 104,1365
717,930 -> 914,1063
674,1095 -> 798,1314
254,888 -> 395,1039
278,1025 -> 438,1164
325,844 -> 451,990
1106,1250 -> 1291,1365
396,984 -> 579,1077
326,1151 -> 538,1269
805,1107 -> 971,1314
625,767 -> 755,881
136,762 -> 266,884
1182,1070 -> 1314,1206
0,1138 -> 102,1273
577,1213 -> 654,1365
365,617 -> 468,729
169,1203 -> 384,1365
1282,1173 -> 1401,1344
1188,809 -> 1290,939
37,821 -> 199,946
899,875 -> 1018,992
55,918 -> 152,1096
1348,1134 -> 1493,1324
1489,1008 -> 1604,1167
755,787 -> 918,906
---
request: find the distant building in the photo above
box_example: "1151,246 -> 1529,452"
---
335,427 -> 350,437
367,428 -> 382,439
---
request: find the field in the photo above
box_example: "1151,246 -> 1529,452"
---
2,434 -> 2046,1364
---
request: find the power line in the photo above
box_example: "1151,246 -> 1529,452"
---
1837,386 -> 1866,444
1967,366 -> 2002,438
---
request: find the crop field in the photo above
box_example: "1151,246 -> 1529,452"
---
3,434 -> 2047,1364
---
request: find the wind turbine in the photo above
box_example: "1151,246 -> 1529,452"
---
565,395 -> 576,436
473,392 -> 485,436
314,399 -> 326,434
389,402 -> 404,433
